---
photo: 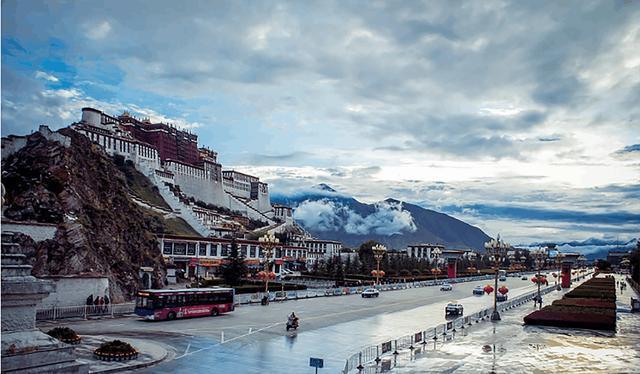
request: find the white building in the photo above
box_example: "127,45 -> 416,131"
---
406,243 -> 446,262
292,238 -> 343,264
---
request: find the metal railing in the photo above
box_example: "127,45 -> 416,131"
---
36,303 -> 135,321
233,274 -> 499,306
340,275 -> 592,374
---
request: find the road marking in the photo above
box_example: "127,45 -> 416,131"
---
173,321 -> 282,360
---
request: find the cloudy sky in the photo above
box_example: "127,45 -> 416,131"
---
2,0 -> 639,248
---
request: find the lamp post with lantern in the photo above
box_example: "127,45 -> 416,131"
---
371,244 -> 387,286
258,233 -> 279,300
484,235 -> 510,321
530,247 -> 548,309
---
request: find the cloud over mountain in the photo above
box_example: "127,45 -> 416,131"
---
293,199 -> 417,236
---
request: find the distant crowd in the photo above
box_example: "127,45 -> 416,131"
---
85,294 -> 110,313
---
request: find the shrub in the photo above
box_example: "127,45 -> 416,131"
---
47,327 -> 80,342
96,340 -> 137,355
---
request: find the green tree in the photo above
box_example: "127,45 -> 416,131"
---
222,237 -> 247,286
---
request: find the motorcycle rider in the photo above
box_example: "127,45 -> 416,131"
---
288,312 -> 299,327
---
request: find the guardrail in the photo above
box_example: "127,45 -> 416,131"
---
341,274 -> 591,374
234,274 -> 500,306
36,303 -> 136,321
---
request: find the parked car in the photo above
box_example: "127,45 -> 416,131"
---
496,294 -> 508,302
473,286 -> 484,295
445,302 -> 464,316
499,276 -> 507,282
440,283 -> 453,291
521,275 -> 528,280
361,288 -> 380,298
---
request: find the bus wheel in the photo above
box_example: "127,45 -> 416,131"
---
211,308 -> 219,317
167,312 -> 176,321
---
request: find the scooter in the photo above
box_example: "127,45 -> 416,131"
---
286,318 -> 299,331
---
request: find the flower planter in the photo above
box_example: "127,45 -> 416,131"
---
93,340 -> 139,362
47,327 -> 82,345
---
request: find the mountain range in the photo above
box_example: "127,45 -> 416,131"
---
272,184 -> 491,250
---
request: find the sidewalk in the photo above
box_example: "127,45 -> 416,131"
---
73,335 -> 168,373
374,275 -> 640,373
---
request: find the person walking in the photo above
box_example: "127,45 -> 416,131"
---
93,296 -> 100,314
104,294 -> 110,314
85,294 -> 93,316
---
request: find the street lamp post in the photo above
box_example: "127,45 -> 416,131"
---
555,252 -> 565,291
531,247 -> 547,309
432,248 -> 442,281
259,233 -> 280,298
371,244 -> 387,286
484,236 -> 509,321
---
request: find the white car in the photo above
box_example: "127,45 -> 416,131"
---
473,286 -> 484,295
440,283 -> 453,291
445,302 -> 464,316
361,288 -> 380,298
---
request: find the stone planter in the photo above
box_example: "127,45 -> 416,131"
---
93,349 -> 139,361
60,336 -> 82,345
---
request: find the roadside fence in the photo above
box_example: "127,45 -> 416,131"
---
341,273 -> 592,374
36,302 -> 135,322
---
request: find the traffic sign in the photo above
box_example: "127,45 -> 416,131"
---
310,357 -> 323,373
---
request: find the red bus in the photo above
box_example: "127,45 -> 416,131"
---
134,288 -> 235,321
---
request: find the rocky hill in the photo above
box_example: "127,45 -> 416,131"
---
272,184 -> 491,250
1,128 -> 178,302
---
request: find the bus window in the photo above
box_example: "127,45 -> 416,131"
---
154,296 -> 165,309
177,295 -> 185,306
136,296 -> 153,309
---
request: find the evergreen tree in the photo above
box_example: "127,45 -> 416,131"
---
334,256 -> 345,280
344,255 -> 352,275
222,237 -> 247,286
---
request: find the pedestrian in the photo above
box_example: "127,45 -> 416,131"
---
86,294 -> 93,315
94,296 -> 100,314
104,294 -> 110,314
98,296 -> 105,313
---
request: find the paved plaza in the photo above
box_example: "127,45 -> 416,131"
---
43,276 -> 547,373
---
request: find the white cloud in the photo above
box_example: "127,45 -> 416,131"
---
293,198 -> 416,236
85,21 -> 112,40
35,71 -> 59,82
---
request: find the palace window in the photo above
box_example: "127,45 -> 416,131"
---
199,243 -> 207,256
163,242 -> 173,255
187,243 -> 196,256
173,243 -> 186,255
221,244 -> 230,257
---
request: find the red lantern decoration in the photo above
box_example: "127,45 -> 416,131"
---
371,270 -> 378,276
483,285 -> 494,294
531,276 -> 539,283
498,286 -> 509,295
257,271 -> 267,279
379,270 -> 385,277
268,271 -> 276,280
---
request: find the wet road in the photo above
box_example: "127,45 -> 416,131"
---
51,275 -> 546,373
